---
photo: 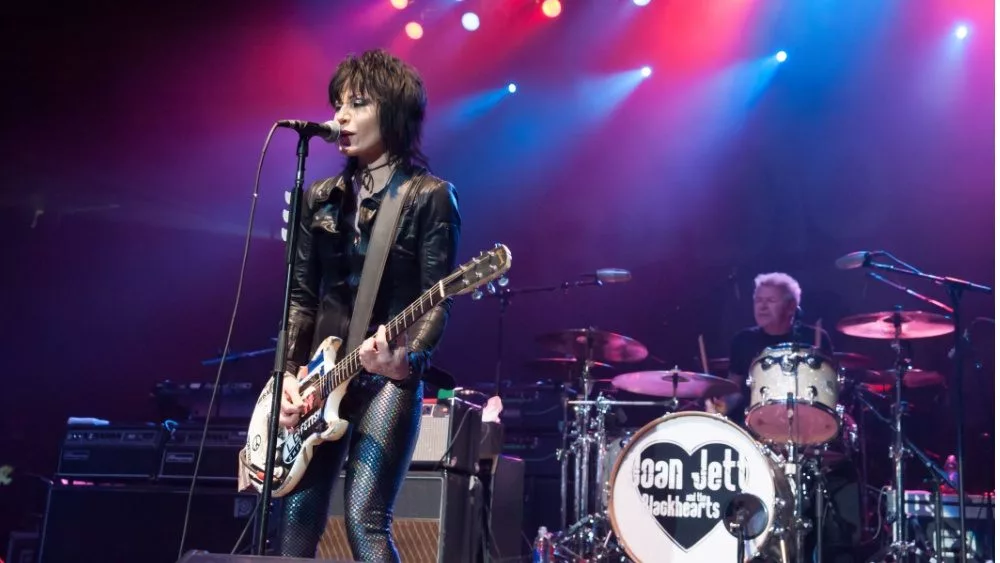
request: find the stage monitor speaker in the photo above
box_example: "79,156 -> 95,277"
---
38,484 -> 267,563
176,551 -> 355,562
317,470 -> 481,563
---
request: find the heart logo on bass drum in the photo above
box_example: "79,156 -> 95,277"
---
631,441 -> 750,550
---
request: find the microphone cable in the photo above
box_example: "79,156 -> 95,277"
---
175,123 -> 281,560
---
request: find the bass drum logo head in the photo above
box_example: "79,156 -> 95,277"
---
608,412 -> 780,562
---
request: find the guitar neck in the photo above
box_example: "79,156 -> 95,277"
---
326,280 -> 447,390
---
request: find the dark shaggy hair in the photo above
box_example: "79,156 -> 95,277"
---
328,49 -> 429,173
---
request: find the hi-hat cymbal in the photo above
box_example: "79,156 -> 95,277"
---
836,311 -> 954,340
524,357 -> 613,377
536,328 -> 649,363
611,369 -> 738,399
833,351 -> 875,370
859,368 -> 947,389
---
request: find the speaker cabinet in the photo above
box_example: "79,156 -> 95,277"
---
317,471 -> 481,563
176,551 -> 355,563
38,484 -> 263,563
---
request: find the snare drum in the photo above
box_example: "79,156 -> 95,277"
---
607,411 -> 794,562
746,344 -> 842,446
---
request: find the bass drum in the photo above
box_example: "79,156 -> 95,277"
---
607,412 -> 794,562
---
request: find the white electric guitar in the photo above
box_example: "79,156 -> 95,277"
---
238,244 -> 512,497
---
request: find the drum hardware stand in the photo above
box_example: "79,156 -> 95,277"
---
855,387 -> 973,563
724,493 -> 769,563
859,256 -> 991,563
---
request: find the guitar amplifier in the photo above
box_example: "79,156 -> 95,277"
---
409,398 -> 481,474
55,423 -> 166,480
158,423 -> 246,482
38,483 -> 267,563
318,470 -> 481,563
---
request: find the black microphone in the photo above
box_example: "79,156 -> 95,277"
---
834,250 -> 884,270
276,119 -> 340,142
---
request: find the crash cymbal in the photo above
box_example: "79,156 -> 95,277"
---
836,311 -> 954,340
524,357 -> 614,377
833,351 -> 875,370
536,328 -> 648,363
611,369 -> 739,399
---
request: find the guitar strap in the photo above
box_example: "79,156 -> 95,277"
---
345,169 -> 420,355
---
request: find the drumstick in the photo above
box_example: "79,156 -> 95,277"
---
814,318 -> 822,348
698,334 -> 709,374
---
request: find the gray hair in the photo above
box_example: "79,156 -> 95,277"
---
754,272 -> 802,306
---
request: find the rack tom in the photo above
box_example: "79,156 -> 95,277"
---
745,343 -> 842,446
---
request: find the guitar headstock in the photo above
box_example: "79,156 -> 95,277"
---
444,243 -> 513,297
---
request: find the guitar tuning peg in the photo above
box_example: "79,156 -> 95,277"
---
471,288 -> 484,301
280,227 -> 288,242
486,281 -> 497,294
498,276 -> 509,288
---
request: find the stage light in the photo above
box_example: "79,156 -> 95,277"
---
775,50 -> 788,62
633,0 -> 651,5
954,24 -> 969,39
640,66 -> 652,78
390,0 -> 408,10
405,22 -> 423,40
461,12 -> 480,31
507,83 -> 517,93
541,0 -> 562,18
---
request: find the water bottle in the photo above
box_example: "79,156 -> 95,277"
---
532,526 -> 552,562
941,454 -> 958,493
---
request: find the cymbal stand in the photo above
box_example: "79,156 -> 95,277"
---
860,255 -> 992,563
470,272 -> 611,398
855,387 -> 976,563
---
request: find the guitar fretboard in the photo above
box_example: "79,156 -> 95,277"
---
320,281 -> 446,396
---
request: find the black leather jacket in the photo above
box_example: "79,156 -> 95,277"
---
284,166 -> 461,380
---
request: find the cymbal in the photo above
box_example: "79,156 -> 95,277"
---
611,369 -> 739,399
860,368 -> 946,388
836,311 -> 954,340
833,351 -> 874,370
536,328 -> 648,363
524,357 -> 613,377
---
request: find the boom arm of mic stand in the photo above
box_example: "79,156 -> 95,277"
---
479,278 -> 607,398
866,271 -> 954,314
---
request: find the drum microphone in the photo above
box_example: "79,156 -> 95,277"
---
276,119 -> 341,142
834,250 -> 884,270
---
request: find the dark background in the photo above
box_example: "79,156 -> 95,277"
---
0,0 -> 993,552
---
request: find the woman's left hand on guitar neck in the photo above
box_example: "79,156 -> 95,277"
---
359,324 -> 410,381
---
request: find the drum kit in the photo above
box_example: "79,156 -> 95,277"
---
525,306 -> 964,563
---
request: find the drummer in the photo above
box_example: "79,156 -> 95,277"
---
705,271 -> 860,563
705,272 -> 832,424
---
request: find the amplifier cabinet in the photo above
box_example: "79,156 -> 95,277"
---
56,424 -> 165,480
38,484 -> 264,563
158,424 -> 246,482
317,471 -> 481,563
409,398 -> 481,474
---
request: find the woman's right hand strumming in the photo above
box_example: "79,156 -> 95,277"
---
279,367 -> 306,428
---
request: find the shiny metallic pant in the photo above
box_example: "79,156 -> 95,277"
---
277,374 -> 423,562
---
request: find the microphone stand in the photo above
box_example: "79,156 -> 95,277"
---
861,258 -> 991,563
475,275 -> 612,398
253,131 -> 313,556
